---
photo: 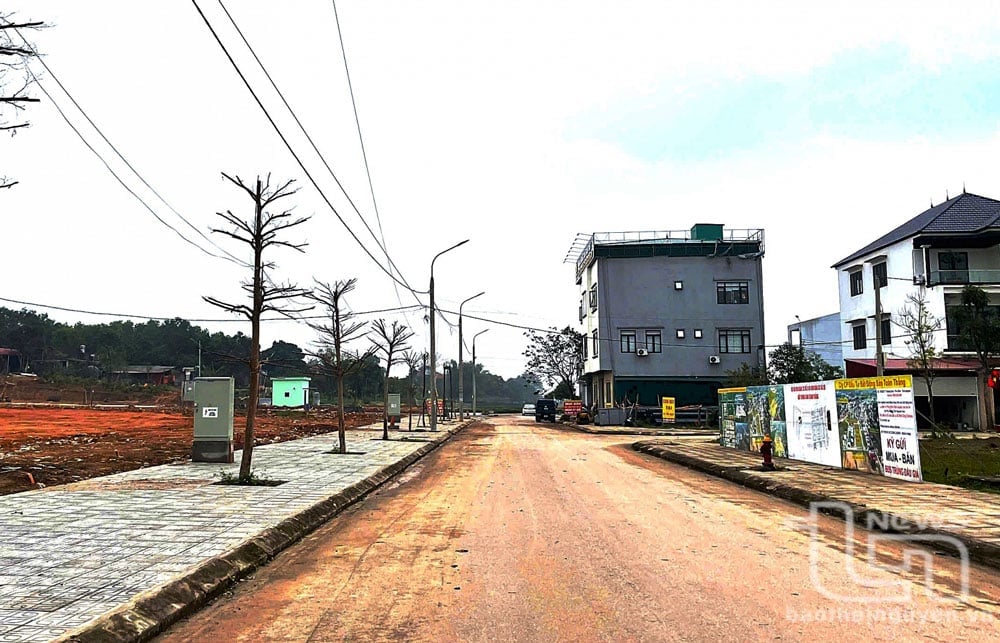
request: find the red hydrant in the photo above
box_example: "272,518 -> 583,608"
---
760,435 -> 776,471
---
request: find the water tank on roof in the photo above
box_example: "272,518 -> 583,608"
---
691,223 -> 724,241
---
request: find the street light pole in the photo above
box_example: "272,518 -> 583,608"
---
430,239 -> 469,431
472,329 -> 489,417
458,291 -> 485,421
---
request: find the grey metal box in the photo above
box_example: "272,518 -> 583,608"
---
193,377 -> 234,463
387,394 -> 401,417
181,380 -> 196,402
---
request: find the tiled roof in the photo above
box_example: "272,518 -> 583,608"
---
832,192 -> 1000,268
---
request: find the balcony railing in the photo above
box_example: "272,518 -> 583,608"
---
927,269 -> 1000,287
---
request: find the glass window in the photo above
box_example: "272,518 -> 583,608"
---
716,281 -> 750,304
938,252 -> 969,284
676,329 -> 685,339
694,328 -> 703,339
620,331 -> 636,353
853,324 -> 867,350
872,262 -> 887,289
850,270 -> 863,296
718,329 -> 751,353
589,285 -> 598,311
646,331 -> 662,353
582,338 -> 588,360
880,315 -> 891,345
592,329 -> 599,356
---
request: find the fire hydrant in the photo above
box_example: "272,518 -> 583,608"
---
760,435 -> 776,471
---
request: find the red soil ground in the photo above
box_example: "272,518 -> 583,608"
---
0,406 -> 386,496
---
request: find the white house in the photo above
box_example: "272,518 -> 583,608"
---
832,191 -> 1000,429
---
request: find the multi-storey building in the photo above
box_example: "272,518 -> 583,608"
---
570,224 -> 765,411
832,191 -> 1000,429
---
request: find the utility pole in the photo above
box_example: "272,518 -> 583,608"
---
458,291 -> 485,421
874,269 -> 884,376
419,351 -> 427,427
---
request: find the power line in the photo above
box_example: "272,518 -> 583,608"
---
0,295 -> 421,323
6,25 -> 249,268
217,0 -> 420,334
13,28 -> 250,268
329,0 -> 404,308
197,0 -> 426,296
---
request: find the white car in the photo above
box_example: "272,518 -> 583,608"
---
521,403 -> 536,416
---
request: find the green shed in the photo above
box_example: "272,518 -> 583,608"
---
272,377 -> 311,408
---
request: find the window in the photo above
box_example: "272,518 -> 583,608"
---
646,331 -> 662,353
880,315 -> 891,345
852,323 -> 867,350
674,280 -> 684,290
872,262 -> 887,289
620,331 -> 636,353
589,285 -> 598,311
676,329 -> 685,339
578,300 -> 584,323
604,381 -> 612,406
938,251 -> 969,284
592,329 -> 599,356
718,329 -> 751,353
717,281 -> 750,304
694,328 -> 703,339
582,339 -> 588,360
850,270 -> 863,296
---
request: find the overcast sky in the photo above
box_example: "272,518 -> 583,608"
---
5,1 -> 1000,380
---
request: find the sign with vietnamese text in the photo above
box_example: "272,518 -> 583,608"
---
661,397 -> 676,423
564,400 -> 582,415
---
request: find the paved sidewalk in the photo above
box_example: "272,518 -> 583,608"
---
633,440 -> 1000,570
0,422 -> 468,643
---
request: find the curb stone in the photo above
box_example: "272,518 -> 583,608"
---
632,440 -> 1000,573
56,421 -> 474,643
562,421 -> 717,438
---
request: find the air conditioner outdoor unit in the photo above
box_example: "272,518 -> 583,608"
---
708,355 -> 721,364
636,348 -> 649,356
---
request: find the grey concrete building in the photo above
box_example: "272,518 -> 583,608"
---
569,224 -> 765,411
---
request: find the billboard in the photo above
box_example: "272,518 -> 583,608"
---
836,376 -> 921,481
784,381 -> 841,467
718,388 -> 746,449
719,377 -> 922,482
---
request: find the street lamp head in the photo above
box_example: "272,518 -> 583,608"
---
431,239 -> 470,274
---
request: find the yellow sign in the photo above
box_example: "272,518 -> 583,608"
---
661,397 -> 676,423
834,375 -> 912,390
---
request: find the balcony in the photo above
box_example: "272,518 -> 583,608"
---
926,269 -> 1000,287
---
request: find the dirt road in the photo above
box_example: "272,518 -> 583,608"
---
159,417 -> 1000,641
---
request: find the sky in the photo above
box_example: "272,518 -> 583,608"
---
5,1 -> 1000,381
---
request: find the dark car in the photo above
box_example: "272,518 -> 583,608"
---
535,398 -> 557,422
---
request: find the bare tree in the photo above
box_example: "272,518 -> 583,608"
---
1,15 -> 44,189
895,287 -> 943,429
203,172 -> 310,482
401,349 -> 423,431
369,319 -> 414,440
308,278 -> 376,453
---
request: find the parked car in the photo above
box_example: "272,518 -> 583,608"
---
521,403 -> 536,416
535,399 -> 557,422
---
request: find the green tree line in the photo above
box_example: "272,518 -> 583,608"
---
0,306 -> 535,408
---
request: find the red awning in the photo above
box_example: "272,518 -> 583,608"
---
844,357 -> 981,378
